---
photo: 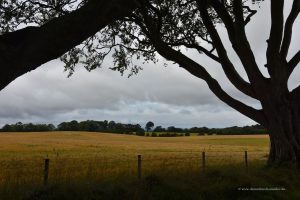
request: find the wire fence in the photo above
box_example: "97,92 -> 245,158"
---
0,151 -> 269,187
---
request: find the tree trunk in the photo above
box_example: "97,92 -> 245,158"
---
264,95 -> 300,166
268,124 -> 300,166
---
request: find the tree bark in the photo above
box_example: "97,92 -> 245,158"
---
0,0 -> 138,91
267,112 -> 300,166
261,85 -> 300,166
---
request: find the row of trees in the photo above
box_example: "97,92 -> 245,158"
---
150,124 -> 265,135
0,121 -> 265,135
0,122 -> 55,132
0,121 -> 145,135
57,120 -> 145,135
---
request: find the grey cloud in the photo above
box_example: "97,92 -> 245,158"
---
179,109 -> 192,115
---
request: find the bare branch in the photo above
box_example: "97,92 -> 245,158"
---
288,50 -> 300,77
267,0 -> 284,55
165,41 -> 220,63
280,0 -> 300,58
206,0 -> 266,93
197,0 -> 258,99
243,6 -> 257,25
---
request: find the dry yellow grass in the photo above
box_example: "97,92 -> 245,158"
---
0,132 -> 270,199
0,132 -> 269,160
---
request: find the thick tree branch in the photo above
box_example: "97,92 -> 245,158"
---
156,40 -> 266,125
280,0 -> 300,58
266,0 -> 284,56
208,0 -> 236,39
206,0 -> 266,93
0,0 -> 138,91
197,0 -> 258,99
138,6 -> 266,125
291,85 -> 300,102
186,44 -> 219,62
233,0 -> 245,27
288,50 -> 300,77
165,41 -> 220,63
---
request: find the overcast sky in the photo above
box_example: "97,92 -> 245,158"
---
0,1 -> 299,128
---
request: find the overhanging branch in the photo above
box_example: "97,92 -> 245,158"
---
0,0 -> 138,91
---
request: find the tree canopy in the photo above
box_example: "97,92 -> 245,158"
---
145,121 -> 155,131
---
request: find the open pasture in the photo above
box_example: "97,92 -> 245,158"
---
0,132 -> 269,159
0,132 -> 275,200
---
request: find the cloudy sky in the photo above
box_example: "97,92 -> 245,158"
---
0,1 -> 299,128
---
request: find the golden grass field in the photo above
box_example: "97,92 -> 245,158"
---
0,132 -> 269,160
0,132 -> 271,200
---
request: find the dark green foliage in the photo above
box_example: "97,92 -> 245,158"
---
192,125 -> 266,135
57,120 -> 80,131
145,121 -> 155,132
153,126 -> 165,132
151,132 -> 158,137
158,132 -> 184,137
0,121 -> 266,135
190,126 -> 210,134
136,129 -> 146,136
213,125 -> 266,135
57,120 -> 144,134
0,122 -> 55,132
167,126 -> 183,133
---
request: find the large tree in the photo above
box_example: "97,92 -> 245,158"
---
0,0 -> 300,165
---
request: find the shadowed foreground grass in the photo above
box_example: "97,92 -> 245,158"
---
1,132 -> 298,199
2,162 -> 300,200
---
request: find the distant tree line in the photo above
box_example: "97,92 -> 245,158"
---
151,124 -> 266,135
56,120 -> 144,135
0,122 -> 55,132
0,121 -> 266,135
0,120 -> 145,135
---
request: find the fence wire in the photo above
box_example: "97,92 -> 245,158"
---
0,151 -> 268,187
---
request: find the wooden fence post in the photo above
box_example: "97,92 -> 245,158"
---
202,152 -> 206,172
244,151 -> 248,172
44,158 -> 49,185
138,155 -> 142,179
